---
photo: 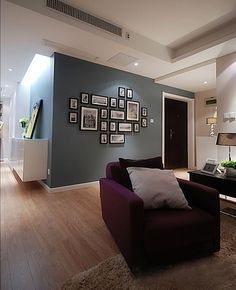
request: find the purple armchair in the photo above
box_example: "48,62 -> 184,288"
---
100,158 -> 220,271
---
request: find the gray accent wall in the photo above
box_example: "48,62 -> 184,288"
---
47,53 -> 193,188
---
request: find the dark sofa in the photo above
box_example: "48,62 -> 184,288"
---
100,159 -> 220,271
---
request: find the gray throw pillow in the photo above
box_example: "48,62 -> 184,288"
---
127,167 -> 191,210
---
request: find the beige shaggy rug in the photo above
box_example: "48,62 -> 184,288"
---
61,214 -> 236,290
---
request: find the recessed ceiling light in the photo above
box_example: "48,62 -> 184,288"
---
203,81 -> 208,84
8,68 -> 13,71
5,84 -> 9,87
134,62 -> 139,66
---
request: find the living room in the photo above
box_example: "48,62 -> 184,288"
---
1,0 -> 236,289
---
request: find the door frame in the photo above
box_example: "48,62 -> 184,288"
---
162,92 -> 195,169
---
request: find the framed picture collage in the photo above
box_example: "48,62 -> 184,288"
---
68,88 -> 148,144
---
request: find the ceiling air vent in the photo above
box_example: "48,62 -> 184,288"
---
46,0 -> 122,37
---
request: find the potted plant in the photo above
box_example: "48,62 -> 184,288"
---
19,117 -> 30,138
221,160 -> 236,177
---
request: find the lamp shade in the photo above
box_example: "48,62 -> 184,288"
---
206,117 -> 217,125
216,133 -> 236,146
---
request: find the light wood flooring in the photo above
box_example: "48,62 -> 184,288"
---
1,163 -> 118,290
1,164 -> 235,290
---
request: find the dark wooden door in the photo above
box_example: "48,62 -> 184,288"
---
165,98 -> 187,169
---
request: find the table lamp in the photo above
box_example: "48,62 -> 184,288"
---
206,117 -> 217,137
216,133 -> 236,161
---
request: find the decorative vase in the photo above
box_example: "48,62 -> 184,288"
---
224,167 -> 236,178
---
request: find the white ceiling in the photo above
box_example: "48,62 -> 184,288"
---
1,0 -> 236,98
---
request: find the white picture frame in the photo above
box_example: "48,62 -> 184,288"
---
91,95 -> 108,106
201,162 -> 219,175
126,101 -> 140,121
118,122 -> 132,132
110,110 -> 125,120
80,107 -> 98,131
109,134 -> 125,144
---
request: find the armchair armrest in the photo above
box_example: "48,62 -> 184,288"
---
178,178 -> 220,252
100,178 -> 144,269
177,178 -> 220,216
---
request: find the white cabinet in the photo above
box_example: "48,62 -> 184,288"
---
11,138 -> 48,181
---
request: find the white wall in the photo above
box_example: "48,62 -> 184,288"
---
0,98 -> 10,160
195,89 -> 217,137
8,83 -> 30,162
216,52 -> 236,162
12,83 -> 30,138
195,89 -> 217,168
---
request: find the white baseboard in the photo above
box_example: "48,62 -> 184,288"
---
38,180 -> 99,193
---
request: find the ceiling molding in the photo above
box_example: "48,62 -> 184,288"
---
43,39 -> 99,61
171,18 -> 236,62
154,58 -> 216,82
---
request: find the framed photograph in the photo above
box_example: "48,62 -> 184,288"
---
118,87 -> 125,97
80,106 -> 98,131
100,108 -> 108,119
126,89 -> 133,99
133,123 -> 140,133
100,121 -> 108,131
141,118 -> 147,127
110,110 -> 125,120
80,92 -> 89,104
110,97 -> 117,108
91,95 -> 108,106
100,133 -> 108,144
201,162 -> 219,175
69,98 -> 78,109
141,107 -> 148,117
110,134 -> 125,144
25,100 -> 42,139
109,121 -> 117,132
118,99 -> 125,109
126,101 -> 140,121
118,122 -> 132,132
68,112 -> 78,123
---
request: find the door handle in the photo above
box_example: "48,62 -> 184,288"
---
170,129 -> 174,140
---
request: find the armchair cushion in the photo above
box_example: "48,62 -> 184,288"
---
127,167 -> 191,210
119,156 -> 163,189
144,206 -> 216,256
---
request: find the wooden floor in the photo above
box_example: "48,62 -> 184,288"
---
0,163 -> 118,290
1,164 -> 235,290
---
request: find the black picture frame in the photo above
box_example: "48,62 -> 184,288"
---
141,118 -> 147,127
118,122 -> 132,132
109,121 -> 117,132
80,92 -> 89,104
80,106 -> 98,131
68,112 -> 78,123
126,89 -> 133,99
118,87 -> 125,97
100,108 -> 108,119
133,123 -> 140,133
109,134 -> 125,144
118,99 -> 125,109
100,133 -> 108,144
126,100 -> 140,121
110,110 -> 125,120
141,107 -> 148,117
110,97 -> 117,108
100,121 -> 108,131
25,100 -> 43,139
69,98 -> 78,109
91,94 -> 108,107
